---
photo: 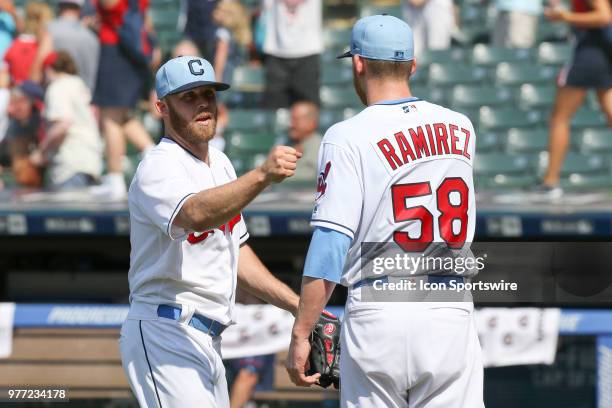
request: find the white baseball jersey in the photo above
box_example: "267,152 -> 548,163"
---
311,97 -> 476,287
127,138 -> 249,325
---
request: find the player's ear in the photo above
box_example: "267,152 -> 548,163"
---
156,99 -> 168,116
353,55 -> 365,75
411,58 -> 417,76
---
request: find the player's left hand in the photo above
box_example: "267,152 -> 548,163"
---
285,336 -> 321,387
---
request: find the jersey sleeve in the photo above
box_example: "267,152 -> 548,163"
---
133,155 -> 198,240
310,142 -> 362,240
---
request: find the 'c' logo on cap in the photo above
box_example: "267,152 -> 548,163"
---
188,59 -> 204,76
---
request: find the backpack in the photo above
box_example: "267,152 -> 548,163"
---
118,0 -> 152,67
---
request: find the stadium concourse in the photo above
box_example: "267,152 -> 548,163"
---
0,0 -> 611,407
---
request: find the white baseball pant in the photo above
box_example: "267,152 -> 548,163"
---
119,302 -> 230,407
340,300 -> 484,408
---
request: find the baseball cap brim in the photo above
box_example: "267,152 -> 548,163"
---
164,80 -> 230,98
337,50 -> 352,59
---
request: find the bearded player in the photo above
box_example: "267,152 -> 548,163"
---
120,56 -> 301,407
286,16 -> 484,407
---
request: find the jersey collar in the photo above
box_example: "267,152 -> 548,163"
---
374,96 -> 420,106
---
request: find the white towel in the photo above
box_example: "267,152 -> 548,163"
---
475,307 -> 561,367
0,303 -> 16,358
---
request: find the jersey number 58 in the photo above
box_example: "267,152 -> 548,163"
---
391,177 -> 469,252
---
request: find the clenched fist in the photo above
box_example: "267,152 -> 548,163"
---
259,146 -> 302,183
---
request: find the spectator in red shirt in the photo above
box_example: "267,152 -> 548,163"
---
3,2 -> 53,84
90,0 -> 156,200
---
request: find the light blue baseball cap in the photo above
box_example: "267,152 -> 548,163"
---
338,15 -> 414,61
155,56 -> 230,99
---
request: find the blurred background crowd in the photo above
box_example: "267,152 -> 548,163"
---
0,0 -> 608,200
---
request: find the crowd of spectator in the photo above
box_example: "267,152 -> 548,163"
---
0,0 -> 608,200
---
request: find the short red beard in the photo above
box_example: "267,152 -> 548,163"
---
166,99 -> 218,144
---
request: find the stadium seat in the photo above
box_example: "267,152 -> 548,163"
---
226,109 -> 270,132
323,27 -> 352,51
227,131 -> 277,153
419,49 -> 466,68
519,84 -> 557,109
151,8 -> 179,31
232,66 -> 264,92
451,85 -> 513,109
321,66 -> 353,86
563,173 -> 612,189
579,129 -> 612,154
473,153 -> 537,188
471,45 -> 534,67
572,109 -> 607,129
320,86 -> 362,109
558,153 -> 608,176
411,86 -> 448,105
460,4 -> 488,24
223,91 -> 263,109
537,42 -> 572,66
536,21 -> 570,43
495,63 -> 558,86
476,131 -> 501,152
360,4 -> 402,18
479,107 -> 543,131
505,128 -> 549,153
428,64 -> 489,87
318,110 -> 345,131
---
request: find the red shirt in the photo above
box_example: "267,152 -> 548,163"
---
572,0 -> 591,12
4,35 -> 38,84
96,0 -> 149,45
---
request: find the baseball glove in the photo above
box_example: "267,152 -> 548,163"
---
307,310 -> 341,389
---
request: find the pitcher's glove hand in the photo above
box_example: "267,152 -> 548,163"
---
306,310 -> 341,389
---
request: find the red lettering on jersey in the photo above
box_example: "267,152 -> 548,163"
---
461,127 -> 472,159
377,139 -> 402,170
433,123 -> 450,155
394,131 -> 416,163
425,124 -> 438,155
449,124 -> 463,156
408,126 -> 430,159
187,214 -> 243,244
187,230 -> 214,244
316,161 -> 332,199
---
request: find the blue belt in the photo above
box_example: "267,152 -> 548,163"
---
353,275 -> 464,289
157,305 -> 227,337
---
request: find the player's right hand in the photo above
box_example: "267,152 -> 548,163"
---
259,146 -> 302,183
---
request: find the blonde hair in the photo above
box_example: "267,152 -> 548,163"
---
24,2 -> 53,38
214,1 -> 252,47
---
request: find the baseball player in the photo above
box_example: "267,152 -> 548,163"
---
120,56 -> 301,407
286,16 -> 484,407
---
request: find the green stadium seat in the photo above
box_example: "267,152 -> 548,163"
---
572,109 -> 607,129
224,91 -> 263,109
232,66 -> 264,92
505,128 -> 549,153
479,107 -> 544,131
151,8 -> 179,31
321,66 -> 353,86
320,86 -> 362,108
360,4 -> 402,18
476,131 -> 501,152
495,63 -> 557,86
536,21 -> 570,43
562,173 -> 612,189
411,86 -> 448,105
460,4 -> 487,24
473,153 -> 537,188
323,28 -> 352,51
428,64 -> 489,87
226,110 -> 270,132
471,45 -> 534,67
227,131 -> 277,153
419,49 -> 466,68
519,84 -> 556,109
319,110 -> 345,131
450,85 -> 513,109
579,129 -> 612,154
558,153 -> 608,176
537,42 -> 572,66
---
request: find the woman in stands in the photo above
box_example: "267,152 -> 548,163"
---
536,0 -> 612,198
